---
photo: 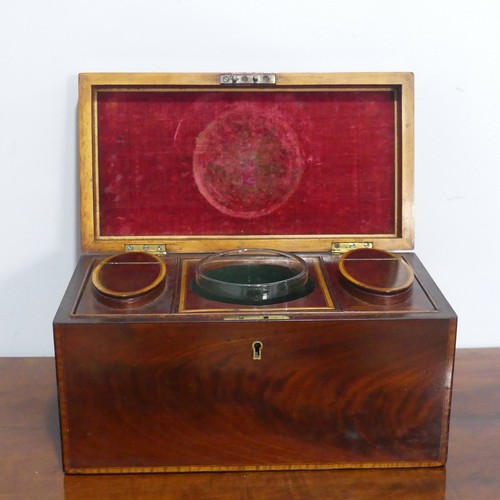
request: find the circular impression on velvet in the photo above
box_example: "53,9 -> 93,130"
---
339,248 -> 414,295
192,108 -> 304,219
193,248 -> 314,305
92,251 -> 166,299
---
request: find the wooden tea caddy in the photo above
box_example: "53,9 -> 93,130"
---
53,72 -> 457,474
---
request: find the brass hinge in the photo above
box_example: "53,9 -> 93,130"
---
124,243 -> 167,255
220,73 -> 276,86
331,242 -> 373,254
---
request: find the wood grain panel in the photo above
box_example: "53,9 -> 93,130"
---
56,318 -> 454,472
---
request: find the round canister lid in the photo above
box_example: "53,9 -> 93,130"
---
92,252 -> 166,299
339,248 -> 414,295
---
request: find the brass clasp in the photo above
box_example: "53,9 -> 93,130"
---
220,73 -> 276,86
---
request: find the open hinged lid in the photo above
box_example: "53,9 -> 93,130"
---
79,72 -> 414,254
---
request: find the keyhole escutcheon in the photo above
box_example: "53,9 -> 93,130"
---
252,341 -> 263,360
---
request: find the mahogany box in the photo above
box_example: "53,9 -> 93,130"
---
53,72 -> 457,474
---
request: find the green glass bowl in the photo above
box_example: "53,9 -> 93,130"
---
194,249 -> 311,305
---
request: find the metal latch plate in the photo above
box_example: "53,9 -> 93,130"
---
220,73 -> 276,85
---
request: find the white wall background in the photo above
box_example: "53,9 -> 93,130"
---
1,0 -> 499,355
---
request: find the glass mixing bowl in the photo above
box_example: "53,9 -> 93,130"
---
194,248 -> 311,305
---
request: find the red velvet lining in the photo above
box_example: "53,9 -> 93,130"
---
97,90 -> 396,237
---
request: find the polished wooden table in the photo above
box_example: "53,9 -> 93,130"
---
1,349 -> 499,499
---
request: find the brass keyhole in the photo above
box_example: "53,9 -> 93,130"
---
252,341 -> 263,360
